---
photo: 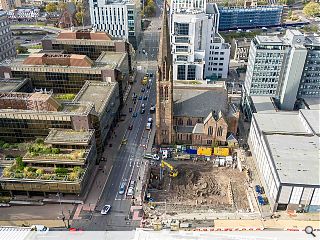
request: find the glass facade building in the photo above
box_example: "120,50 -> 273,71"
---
218,6 -> 283,30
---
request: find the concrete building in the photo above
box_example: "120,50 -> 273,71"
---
170,1 -> 230,80
0,11 -> 15,62
0,51 -> 129,106
0,128 -> 98,195
0,78 -> 32,92
0,0 -> 21,10
89,0 -> 141,49
242,30 -> 320,115
230,37 -> 251,62
0,81 -> 120,158
42,30 -> 134,75
249,108 -> 320,212
218,5 -> 283,31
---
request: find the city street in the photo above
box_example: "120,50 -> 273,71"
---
71,4 -> 162,231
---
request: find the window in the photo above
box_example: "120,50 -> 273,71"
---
176,46 -> 188,52
208,126 -> 213,135
177,55 -> 188,61
178,118 -> 184,125
217,126 -> 223,136
177,65 -> 186,80
187,65 -> 196,80
175,37 -> 189,43
187,118 -> 192,126
174,23 -> 189,35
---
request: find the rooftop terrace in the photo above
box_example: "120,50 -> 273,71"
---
45,129 -> 95,146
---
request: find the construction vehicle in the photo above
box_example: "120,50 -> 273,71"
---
161,160 -> 178,177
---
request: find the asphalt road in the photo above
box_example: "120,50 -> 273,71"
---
70,8 -> 161,231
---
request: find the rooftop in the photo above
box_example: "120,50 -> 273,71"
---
192,123 -> 204,134
45,129 -> 95,145
173,83 -> 228,118
0,79 -> 29,92
56,30 -> 113,41
74,81 -> 118,115
266,134 -> 319,186
256,35 -> 283,45
251,96 -> 277,113
95,51 -> 126,68
300,109 -> 320,136
254,112 -> 311,135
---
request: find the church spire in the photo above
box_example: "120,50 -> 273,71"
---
157,1 -> 172,81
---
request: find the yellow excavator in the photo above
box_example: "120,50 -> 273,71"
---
161,160 -> 178,177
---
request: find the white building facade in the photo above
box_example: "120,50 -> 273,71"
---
170,1 -> 230,80
243,30 -> 320,111
89,0 -> 141,48
249,109 -> 320,212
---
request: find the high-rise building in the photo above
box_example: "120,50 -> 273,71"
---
0,11 -> 15,62
89,0 -> 141,49
242,30 -> 320,115
170,1 -> 230,80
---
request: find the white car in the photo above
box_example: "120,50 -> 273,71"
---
127,187 -> 134,197
153,154 -> 160,161
101,204 -> 111,215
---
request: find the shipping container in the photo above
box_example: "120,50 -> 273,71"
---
197,147 -> 212,156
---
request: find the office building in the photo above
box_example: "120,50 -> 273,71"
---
89,0 -> 141,48
42,30 -> 134,74
0,78 -> 32,92
218,6 -> 283,31
0,51 -> 129,106
0,11 -> 15,62
170,1 -> 230,80
249,105 -> 320,212
242,30 -> 320,115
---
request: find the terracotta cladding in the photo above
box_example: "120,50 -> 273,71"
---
23,54 -> 93,67
57,31 -> 112,41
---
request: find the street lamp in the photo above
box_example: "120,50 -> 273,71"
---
56,192 -> 66,228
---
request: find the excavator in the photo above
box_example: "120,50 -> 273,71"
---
161,160 -> 178,178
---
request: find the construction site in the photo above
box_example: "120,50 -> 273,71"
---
144,160 -> 250,220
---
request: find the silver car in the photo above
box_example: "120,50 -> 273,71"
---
101,204 -> 111,215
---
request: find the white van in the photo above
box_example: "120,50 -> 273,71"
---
146,122 -> 151,130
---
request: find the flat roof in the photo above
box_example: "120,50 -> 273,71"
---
256,35 -> 283,45
45,129 -> 94,145
266,134 -> 319,186
254,112 -> 311,135
251,96 -> 276,113
0,227 -> 31,240
0,79 -> 29,92
303,97 -> 320,110
74,81 -> 118,115
95,52 -> 126,68
300,109 -> 320,135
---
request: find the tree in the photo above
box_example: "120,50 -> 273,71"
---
16,45 -> 28,54
45,3 -> 58,13
303,2 -> 320,17
58,1 -> 67,12
75,11 -> 84,25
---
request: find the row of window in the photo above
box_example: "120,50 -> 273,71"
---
208,57 -> 224,61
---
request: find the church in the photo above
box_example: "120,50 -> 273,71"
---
155,4 -> 239,146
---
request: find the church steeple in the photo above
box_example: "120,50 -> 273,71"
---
156,3 -> 174,145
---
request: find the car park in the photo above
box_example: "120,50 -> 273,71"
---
100,204 -> 111,215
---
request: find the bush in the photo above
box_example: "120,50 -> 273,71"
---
0,140 -> 5,147
2,143 -> 10,149
35,138 -> 44,144
55,167 -> 68,176
36,169 -> 44,175
3,168 -> 12,177
15,173 -> 24,178
73,166 -> 81,173
51,148 -> 60,154
15,156 -> 25,171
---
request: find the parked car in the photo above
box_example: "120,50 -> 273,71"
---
152,154 -> 160,161
138,96 -> 142,100
147,85 -> 150,89
143,96 -> 148,100
127,187 -> 134,197
119,182 -> 126,195
128,124 -> 133,130
100,204 -> 111,215
141,88 -> 145,92
140,108 -> 145,114
150,106 -> 155,113
129,107 -> 133,113
132,112 -> 137,117
255,185 -> 262,194
257,195 -> 265,205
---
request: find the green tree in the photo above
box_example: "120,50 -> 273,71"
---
303,2 -> 320,17
288,9 -> 293,19
75,11 -> 84,25
16,45 -> 28,54
45,3 -> 58,13
58,1 -> 67,11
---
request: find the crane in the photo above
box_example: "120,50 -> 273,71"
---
160,160 -> 178,178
